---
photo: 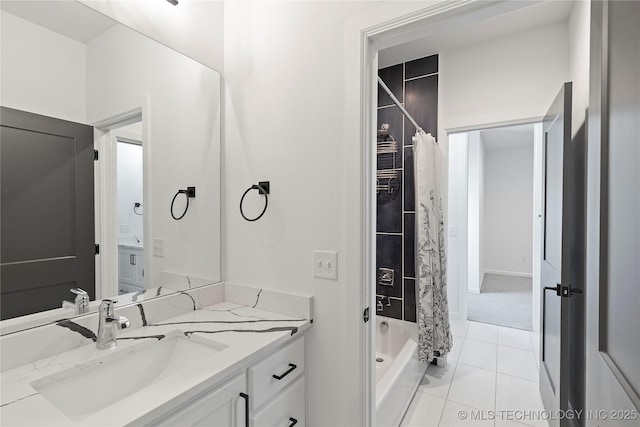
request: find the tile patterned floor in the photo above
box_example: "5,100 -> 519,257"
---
400,320 -> 547,427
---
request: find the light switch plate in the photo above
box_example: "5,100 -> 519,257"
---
313,250 -> 338,280
153,238 -> 165,257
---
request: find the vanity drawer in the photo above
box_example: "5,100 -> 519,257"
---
251,375 -> 305,427
249,336 -> 304,411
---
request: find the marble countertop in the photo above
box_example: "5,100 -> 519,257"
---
118,243 -> 144,250
0,298 -> 311,426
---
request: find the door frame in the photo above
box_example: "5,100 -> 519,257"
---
90,97 -> 150,299
446,120 -> 543,330
356,1 -> 548,424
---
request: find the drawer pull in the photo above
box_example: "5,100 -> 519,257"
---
239,393 -> 249,427
272,363 -> 297,380
289,417 -> 298,427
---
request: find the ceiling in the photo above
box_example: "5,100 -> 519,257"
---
0,0 -> 116,44
379,0 -> 575,68
480,123 -> 535,151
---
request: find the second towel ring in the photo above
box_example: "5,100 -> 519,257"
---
240,181 -> 270,222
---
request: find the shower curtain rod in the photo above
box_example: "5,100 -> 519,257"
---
377,76 -> 423,135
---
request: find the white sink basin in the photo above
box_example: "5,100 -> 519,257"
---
32,331 -> 226,420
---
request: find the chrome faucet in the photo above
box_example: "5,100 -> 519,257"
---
62,288 -> 90,315
96,300 -> 130,350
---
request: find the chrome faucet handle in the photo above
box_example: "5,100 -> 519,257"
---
70,288 -> 88,297
112,316 -> 131,330
99,299 -> 116,317
97,299 -> 130,350
101,299 -> 130,328
71,288 -> 90,314
62,288 -> 90,315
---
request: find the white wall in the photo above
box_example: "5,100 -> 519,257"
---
439,21 -> 569,143
223,2 -> 441,425
87,24 -> 221,285
467,131 -> 484,292
483,145 -> 534,276
447,133 -> 469,318
0,10 -> 86,122
117,142 -> 144,242
79,0 -> 223,72
569,0 -> 590,134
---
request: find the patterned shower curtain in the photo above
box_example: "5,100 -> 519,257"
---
413,130 -> 452,362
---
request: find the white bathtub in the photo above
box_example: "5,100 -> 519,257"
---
375,316 -> 428,427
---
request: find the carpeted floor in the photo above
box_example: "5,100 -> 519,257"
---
467,273 -> 533,331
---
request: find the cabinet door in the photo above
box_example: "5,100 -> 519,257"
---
252,376 -> 305,427
118,249 -> 135,285
149,373 -> 247,427
134,250 -> 144,287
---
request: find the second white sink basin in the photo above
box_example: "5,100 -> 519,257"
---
32,331 -> 226,420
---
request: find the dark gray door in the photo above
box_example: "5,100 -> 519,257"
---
539,82 -> 574,426
1,107 -> 95,320
585,1 -> 640,424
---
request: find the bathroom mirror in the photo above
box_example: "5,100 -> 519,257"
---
0,0 -> 221,331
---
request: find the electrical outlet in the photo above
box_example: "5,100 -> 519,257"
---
313,250 -> 338,280
153,238 -> 165,257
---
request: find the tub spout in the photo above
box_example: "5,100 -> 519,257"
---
380,320 -> 389,333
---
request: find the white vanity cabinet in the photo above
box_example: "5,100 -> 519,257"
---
118,246 -> 144,292
149,336 -> 306,427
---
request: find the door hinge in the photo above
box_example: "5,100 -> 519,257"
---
363,307 -> 370,323
94,150 -> 99,161
544,283 -> 583,298
95,244 -> 100,255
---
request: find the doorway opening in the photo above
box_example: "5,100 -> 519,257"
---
455,122 -> 541,332
93,107 -> 147,300
362,0 -> 585,425
113,122 -> 144,295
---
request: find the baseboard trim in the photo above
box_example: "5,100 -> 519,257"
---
484,269 -> 532,278
468,288 -> 481,294
448,311 -> 466,321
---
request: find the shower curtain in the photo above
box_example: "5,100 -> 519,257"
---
413,130 -> 452,362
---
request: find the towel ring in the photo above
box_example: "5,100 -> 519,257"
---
240,181 -> 270,222
171,186 -> 196,220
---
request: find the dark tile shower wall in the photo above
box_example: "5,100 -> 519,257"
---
376,55 -> 438,322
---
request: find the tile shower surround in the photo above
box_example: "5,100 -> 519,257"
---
376,55 -> 438,322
